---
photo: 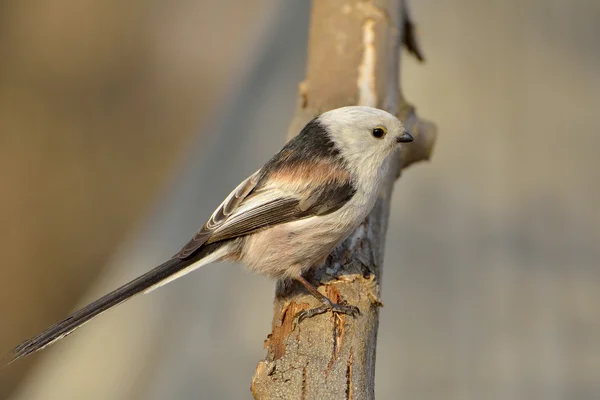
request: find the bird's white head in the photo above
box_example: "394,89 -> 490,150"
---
317,106 -> 412,176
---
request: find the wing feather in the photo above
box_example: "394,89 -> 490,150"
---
207,197 -> 300,243
176,166 -> 356,259
176,170 -> 261,258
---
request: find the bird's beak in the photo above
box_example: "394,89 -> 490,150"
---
396,130 -> 414,143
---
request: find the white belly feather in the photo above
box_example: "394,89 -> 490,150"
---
240,186 -> 378,279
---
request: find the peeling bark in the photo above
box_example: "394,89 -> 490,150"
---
251,0 -> 436,398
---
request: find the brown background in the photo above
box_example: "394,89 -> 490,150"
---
1,0 -> 599,399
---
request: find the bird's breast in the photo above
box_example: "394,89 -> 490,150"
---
239,192 -> 376,279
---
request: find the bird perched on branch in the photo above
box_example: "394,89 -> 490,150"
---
9,106 -> 412,363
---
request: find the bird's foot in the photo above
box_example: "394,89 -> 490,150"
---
295,300 -> 360,323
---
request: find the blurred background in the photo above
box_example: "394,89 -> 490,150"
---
1,0 -> 598,399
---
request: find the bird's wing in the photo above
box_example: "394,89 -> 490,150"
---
176,167 -> 356,259
175,169 -> 261,258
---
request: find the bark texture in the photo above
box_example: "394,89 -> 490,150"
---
252,1 -> 436,398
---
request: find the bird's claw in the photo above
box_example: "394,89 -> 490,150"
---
295,301 -> 360,323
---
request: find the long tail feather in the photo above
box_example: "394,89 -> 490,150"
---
7,242 -> 229,364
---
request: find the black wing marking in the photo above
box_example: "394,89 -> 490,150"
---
299,181 -> 357,216
206,197 -> 300,243
177,179 -> 356,259
206,180 -> 356,243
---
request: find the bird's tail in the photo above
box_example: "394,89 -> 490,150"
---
7,242 -> 230,364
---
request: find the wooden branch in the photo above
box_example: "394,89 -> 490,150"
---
251,1 -> 436,398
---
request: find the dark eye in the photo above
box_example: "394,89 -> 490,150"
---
372,126 -> 387,139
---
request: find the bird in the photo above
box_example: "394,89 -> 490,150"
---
8,105 -> 413,363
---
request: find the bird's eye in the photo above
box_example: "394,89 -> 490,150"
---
372,126 -> 387,139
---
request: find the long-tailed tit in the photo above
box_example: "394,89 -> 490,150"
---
10,106 -> 413,362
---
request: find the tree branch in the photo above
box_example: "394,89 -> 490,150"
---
251,1 -> 436,398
